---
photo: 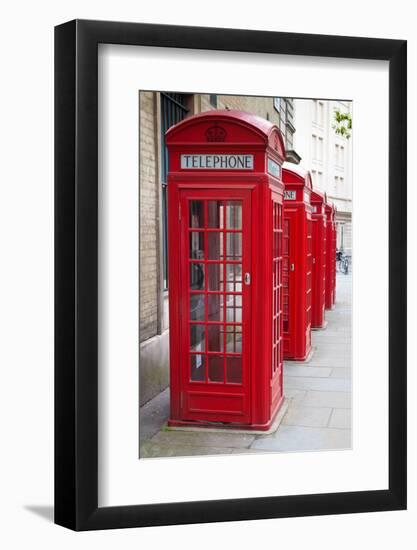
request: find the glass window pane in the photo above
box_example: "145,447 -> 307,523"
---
235,327 -> 242,353
207,294 -> 224,322
225,263 -> 242,292
189,200 -> 204,228
207,263 -> 223,291
190,262 -> 205,290
190,293 -> 205,321
284,221 -> 289,254
191,354 -> 205,382
226,295 -> 242,323
226,232 -> 242,259
207,232 -> 223,260
276,315 -> 279,342
273,231 -> 278,258
226,356 -> 242,384
189,232 -> 205,259
190,324 -> 205,352
226,325 -> 242,353
208,355 -> 223,382
225,201 -> 242,229
207,324 -> 224,352
208,201 -> 224,228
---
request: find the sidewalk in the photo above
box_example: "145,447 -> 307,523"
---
140,271 -> 352,458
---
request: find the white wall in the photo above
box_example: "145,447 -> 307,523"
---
294,99 -> 353,210
294,98 -> 353,251
0,1 -> 414,549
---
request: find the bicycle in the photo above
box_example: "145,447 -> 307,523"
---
336,250 -> 350,274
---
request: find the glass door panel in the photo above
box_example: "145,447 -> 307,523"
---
180,190 -> 251,424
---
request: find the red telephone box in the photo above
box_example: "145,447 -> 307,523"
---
282,162 -> 313,361
166,110 -> 286,430
325,201 -> 336,309
311,190 -> 327,329
332,205 -> 337,305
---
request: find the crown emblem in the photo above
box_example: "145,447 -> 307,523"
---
205,125 -> 227,142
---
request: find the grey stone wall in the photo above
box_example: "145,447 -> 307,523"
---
140,92 -> 159,343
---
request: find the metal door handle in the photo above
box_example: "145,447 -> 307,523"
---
244,272 -> 251,285
291,263 -> 295,271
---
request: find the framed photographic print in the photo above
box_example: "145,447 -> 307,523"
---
55,19 -> 406,531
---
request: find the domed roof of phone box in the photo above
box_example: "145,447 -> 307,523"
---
283,161 -> 313,190
165,109 -> 286,161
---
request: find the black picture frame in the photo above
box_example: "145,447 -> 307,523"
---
55,19 -> 407,531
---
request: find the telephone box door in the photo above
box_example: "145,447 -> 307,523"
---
282,210 -> 296,357
179,189 -> 252,424
312,218 -> 326,327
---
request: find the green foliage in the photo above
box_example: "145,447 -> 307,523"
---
333,109 -> 352,139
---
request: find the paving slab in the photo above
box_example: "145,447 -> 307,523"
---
149,430 -> 256,449
251,425 -> 351,452
309,339 -> 351,347
284,365 -> 332,378
306,357 -> 351,369
283,389 -> 307,405
312,329 -> 351,337
330,368 -> 352,379
282,406 -> 332,428
140,441 -> 235,458
310,341 -> 351,350
311,347 -> 351,358
290,356 -> 351,369
329,408 -> 351,429
325,317 -> 351,324
231,448 -> 267,454
300,390 -> 352,409
139,387 -> 170,443
285,376 -> 351,392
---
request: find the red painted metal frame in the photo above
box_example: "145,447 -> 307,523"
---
282,163 -> 313,360
311,190 -> 327,329
325,201 -> 336,309
179,188 -> 252,424
332,205 -> 337,305
166,110 -> 285,430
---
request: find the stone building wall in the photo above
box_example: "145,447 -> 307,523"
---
139,92 -> 159,343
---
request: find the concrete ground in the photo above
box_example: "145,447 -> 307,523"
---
140,271 -> 352,458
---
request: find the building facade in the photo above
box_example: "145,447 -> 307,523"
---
292,99 -> 353,253
139,92 -> 296,405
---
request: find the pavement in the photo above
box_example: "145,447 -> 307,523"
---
140,271 -> 352,458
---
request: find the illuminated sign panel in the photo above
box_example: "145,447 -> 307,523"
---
181,154 -> 254,170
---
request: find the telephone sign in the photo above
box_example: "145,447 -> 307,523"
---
268,158 -> 281,178
284,190 -> 296,200
180,154 -> 254,170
